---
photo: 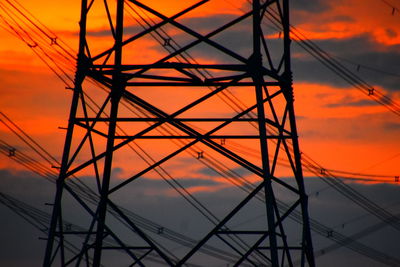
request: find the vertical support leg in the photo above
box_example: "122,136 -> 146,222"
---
43,1 -> 88,266
282,0 -> 315,266
92,0 -> 125,266
253,0 -> 279,265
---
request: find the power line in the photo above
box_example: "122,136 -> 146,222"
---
263,7 -> 400,117
1,1 -> 398,266
2,0 -> 396,231
0,191 -> 184,267
379,0 -> 400,15
336,56 -> 400,78
1,101 -> 398,266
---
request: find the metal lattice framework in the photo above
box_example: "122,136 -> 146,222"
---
43,0 -> 315,266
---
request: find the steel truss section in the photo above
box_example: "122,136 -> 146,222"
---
44,0 -> 315,266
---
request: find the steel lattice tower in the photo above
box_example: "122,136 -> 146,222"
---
43,0 -> 315,266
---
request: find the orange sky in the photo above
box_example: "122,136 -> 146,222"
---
293,0 -> 400,45
0,0 -> 399,190
1,2 -> 400,267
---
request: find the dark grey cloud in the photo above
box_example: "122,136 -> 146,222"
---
292,34 -> 400,91
167,13 -> 254,64
129,175 -> 221,189
236,0 -> 331,15
0,169 -> 55,266
291,0 -> 331,13
291,0 -> 353,26
0,204 -> 46,266
0,169 -> 54,203
1,167 -> 400,266
383,122 -> 400,131
198,166 -> 250,178
82,4 -> 400,95
179,14 -> 241,35
292,9 -> 354,26
324,98 -> 378,108
146,14 -> 400,93
303,178 -> 400,267
298,112 -> 400,142
140,11 -> 400,93
86,24 -> 144,37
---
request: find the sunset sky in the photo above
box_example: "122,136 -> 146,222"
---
0,0 -> 399,266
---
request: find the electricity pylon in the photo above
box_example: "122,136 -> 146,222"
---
43,0 -> 315,266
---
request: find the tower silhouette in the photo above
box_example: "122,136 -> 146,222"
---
43,0 -> 315,266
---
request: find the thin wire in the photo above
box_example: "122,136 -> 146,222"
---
1,1 -> 398,266
379,0 -> 400,14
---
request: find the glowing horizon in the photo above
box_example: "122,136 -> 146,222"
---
0,0 -> 399,187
